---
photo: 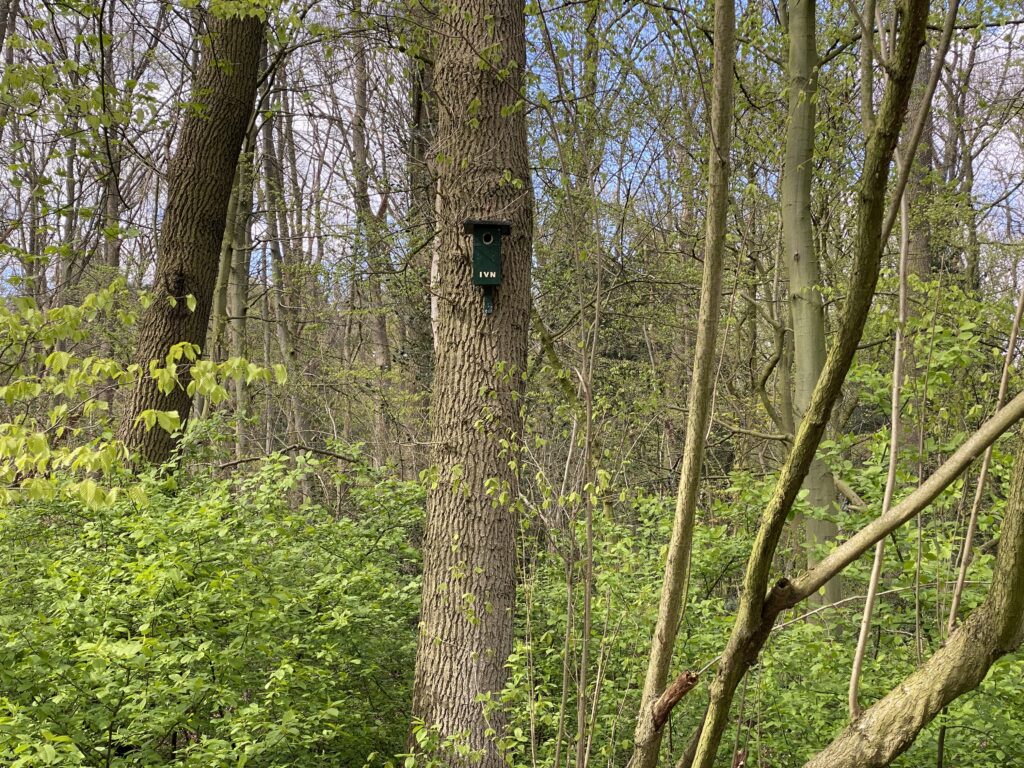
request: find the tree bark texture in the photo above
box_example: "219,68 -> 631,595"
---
409,0 -> 532,765
118,11 -> 263,464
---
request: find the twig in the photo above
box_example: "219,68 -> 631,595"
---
218,443 -> 355,469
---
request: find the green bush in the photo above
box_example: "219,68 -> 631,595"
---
0,457 -> 422,767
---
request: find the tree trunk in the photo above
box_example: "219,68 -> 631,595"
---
350,5 -> 393,465
118,11 -> 263,464
261,97 -> 309,447
0,0 -> 14,55
780,0 -> 841,606
408,0 -> 532,764
195,164 -> 240,420
100,0 -> 123,281
963,159 -> 981,290
686,0 -> 930,761
228,140 -> 256,459
629,0 -> 735,763
0,0 -> 20,143
207,168 -> 240,367
406,0 -> 436,401
904,47 -> 935,280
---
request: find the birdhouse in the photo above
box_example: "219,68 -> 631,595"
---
464,220 -> 511,286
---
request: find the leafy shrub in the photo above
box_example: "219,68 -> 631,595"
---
0,457 -> 422,767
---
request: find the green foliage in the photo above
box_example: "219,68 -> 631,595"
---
501,493 -> 755,768
500,467 -> 1024,768
5,0 -> 1024,763
0,457 -> 423,767
0,281 -> 291,507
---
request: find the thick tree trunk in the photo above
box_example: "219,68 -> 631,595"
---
629,0 -> 735,764
408,0 -> 532,764
118,11 -> 263,464
781,0 -> 841,606
806,429 -> 1024,768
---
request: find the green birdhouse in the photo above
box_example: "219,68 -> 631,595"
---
464,220 -> 511,286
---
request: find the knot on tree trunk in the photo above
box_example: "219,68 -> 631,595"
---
764,578 -> 798,617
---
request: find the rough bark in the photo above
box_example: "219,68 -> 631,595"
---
118,11 -> 263,464
629,0 -> 735,762
806,428 -> 1024,768
408,0 -> 532,765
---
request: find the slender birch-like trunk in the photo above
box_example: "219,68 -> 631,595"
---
261,98 -> 309,447
629,0 -> 735,763
780,0 -> 842,606
228,139 -> 256,459
350,3 -> 393,465
684,0 -> 931,761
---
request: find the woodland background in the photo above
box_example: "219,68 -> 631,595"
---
1,0 -> 1024,765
